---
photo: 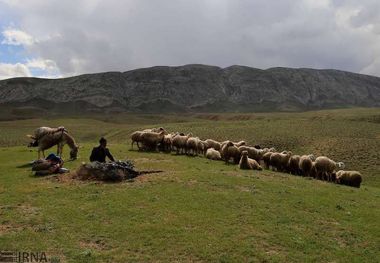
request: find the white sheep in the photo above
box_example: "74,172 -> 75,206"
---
314,156 -> 345,181
206,148 -> 222,160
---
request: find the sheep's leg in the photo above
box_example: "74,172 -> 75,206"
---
131,141 -> 134,150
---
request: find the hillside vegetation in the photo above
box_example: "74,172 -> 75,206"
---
0,108 -> 379,262
1,64 -> 380,114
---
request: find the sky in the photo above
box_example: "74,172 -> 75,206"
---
0,0 -> 379,79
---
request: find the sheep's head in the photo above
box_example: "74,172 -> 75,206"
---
226,141 -> 234,147
241,150 -> 248,156
337,162 -> 345,169
269,147 -> 276,152
309,154 -> 316,161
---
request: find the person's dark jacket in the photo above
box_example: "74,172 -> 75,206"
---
90,146 -> 115,162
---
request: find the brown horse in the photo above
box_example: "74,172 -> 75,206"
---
27,127 -> 79,160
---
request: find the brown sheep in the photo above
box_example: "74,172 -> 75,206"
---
222,142 -> 241,164
143,127 -> 168,134
220,141 -> 231,159
205,139 -> 221,151
206,148 -> 222,160
238,146 -> 263,162
335,170 -> 362,188
262,152 -> 273,169
162,133 -> 175,152
310,162 -> 317,178
314,156 -> 345,182
299,155 -> 315,177
140,131 -> 165,151
130,131 -> 145,150
270,151 -> 292,172
234,140 -> 246,147
172,133 -> 192,154
221,140 -> 246,147
239,151 -> 262,170
288,155 -> 301,175
197,140 -> 208,156
186,137 -> 200,156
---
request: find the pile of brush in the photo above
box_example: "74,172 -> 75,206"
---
75,160 -> 161,182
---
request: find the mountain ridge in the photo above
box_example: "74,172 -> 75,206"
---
0,64 -> 379,114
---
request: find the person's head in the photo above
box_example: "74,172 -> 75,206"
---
99,137 -> 107,148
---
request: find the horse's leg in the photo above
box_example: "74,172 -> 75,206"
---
59,143 -> 63,156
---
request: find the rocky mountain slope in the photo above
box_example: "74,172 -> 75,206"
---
0,64 -> 379,113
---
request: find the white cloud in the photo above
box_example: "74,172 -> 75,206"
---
1,28 -> 35,46
1,0 -> 380,77
0,62 -> 31,79
0,59 -> 61,80
26,58 -> 58,71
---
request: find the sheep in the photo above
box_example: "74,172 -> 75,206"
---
143,127 -> 168,134
221,140 -> 246,148
262,152 -> 273,169
239,151 -> 262,170
206,148 -> 222,160
299,155 -> 315,177
288,155 -> 301,175
335,170 -> 362,188
262,147 -> 276,153
205,139 -> 221,151
238,146 -> 263,162
172,133 -> 192,154
310,162 -> 317,179
140,131 -> 165,151
222,141 -> 241,164
234,141 -> 246,147
130,131 -> 145,150
220,141 -> 229,159
314,156 -> 345,182
270,151 -> 292,172
197,140 -> 208,156
161,133 -> 175,152
186,137 -> 200,156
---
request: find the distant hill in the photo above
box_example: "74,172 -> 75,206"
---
0,64 -> 379,115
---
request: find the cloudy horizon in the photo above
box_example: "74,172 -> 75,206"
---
0,0 -> 379,80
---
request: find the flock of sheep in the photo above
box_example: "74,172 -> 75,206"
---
131,127 -> 363,188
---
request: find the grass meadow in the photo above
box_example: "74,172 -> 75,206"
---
0,108 -> 379,262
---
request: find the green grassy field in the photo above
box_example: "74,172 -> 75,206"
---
0,108 -> 379,262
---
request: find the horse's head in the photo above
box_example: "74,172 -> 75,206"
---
70,145 -> 79,160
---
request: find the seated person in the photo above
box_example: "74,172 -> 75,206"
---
90,137 -> 115,163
